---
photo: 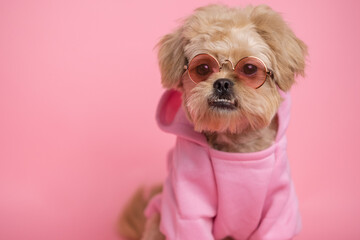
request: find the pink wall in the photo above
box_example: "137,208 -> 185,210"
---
0,0 -> 359,239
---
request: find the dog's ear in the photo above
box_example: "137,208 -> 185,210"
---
250,5 -> 307,91
157,27 -> 187,89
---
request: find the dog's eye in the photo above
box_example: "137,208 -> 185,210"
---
243,64 -> 257,75
196,64 -> 211,76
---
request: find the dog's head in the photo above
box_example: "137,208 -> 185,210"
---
157,5 -> 307,134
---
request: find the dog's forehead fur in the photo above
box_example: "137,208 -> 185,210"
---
182,5 -> 272,68
185,27 -> 272,69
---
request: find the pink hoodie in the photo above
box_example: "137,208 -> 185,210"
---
145,89 -> 301,240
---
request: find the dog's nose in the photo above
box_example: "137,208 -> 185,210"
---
213,78 -> 234,95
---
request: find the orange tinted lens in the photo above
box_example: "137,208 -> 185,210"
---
235,57 -> 267,88
188,54 -> 219,83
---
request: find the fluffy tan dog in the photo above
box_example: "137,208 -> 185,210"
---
119,4 -> 306,240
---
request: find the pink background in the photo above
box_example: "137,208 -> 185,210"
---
1,0 -> 359,239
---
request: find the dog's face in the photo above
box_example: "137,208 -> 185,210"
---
158,5 -> 307,134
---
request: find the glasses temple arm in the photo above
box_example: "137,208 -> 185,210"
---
267,70 -> 274,79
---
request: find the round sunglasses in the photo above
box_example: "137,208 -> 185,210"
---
184,54 -> 274,89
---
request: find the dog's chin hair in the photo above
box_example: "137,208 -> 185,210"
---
185,96 -> 269,135
188,108 -> 275,134
192,109 -> 249,134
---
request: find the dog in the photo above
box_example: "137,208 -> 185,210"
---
119,4 -> 307,240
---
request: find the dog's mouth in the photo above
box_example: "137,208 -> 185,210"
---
208,97 -> 238,110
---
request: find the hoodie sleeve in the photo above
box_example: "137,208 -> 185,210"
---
159,137 -> 217,240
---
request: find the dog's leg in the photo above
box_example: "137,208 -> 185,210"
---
118,186 -> 163,240
118,188 -> 148,240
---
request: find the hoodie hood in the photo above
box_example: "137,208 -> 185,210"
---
156,89 -> 291,149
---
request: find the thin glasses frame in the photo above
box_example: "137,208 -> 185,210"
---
184,53 -> 274,89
